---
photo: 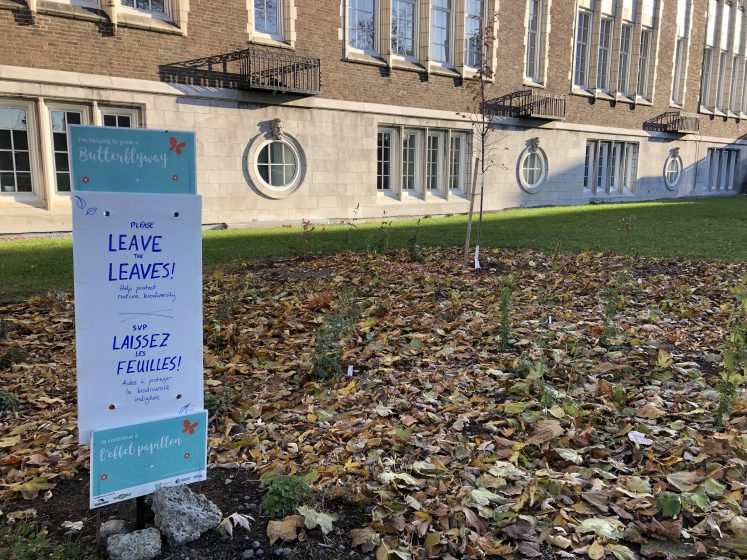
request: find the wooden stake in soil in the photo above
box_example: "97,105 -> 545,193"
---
464,157 -> 481,264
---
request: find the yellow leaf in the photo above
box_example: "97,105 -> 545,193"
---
0,435 -> 20,448
424,531 -> 442,549
588,541 -> 605,560
267,515 -> 305,545
339,380 -> 357,395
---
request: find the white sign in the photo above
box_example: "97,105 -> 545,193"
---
73,191 -> 203,443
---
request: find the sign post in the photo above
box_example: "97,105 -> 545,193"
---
69,126 -> 206,510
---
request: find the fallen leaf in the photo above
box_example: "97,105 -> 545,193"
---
267,515 -> 305,545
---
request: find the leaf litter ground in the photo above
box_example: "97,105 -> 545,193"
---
2,248 -> 747,559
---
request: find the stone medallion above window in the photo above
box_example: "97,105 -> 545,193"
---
246,128 -> 306,199
517,139 -> 547,193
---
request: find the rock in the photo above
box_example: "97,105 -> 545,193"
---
107,528 -> 161,560
253,540 -> 261,549
152,485 -> 222,546
241,550 -> 255,559
99,519 -> 130,543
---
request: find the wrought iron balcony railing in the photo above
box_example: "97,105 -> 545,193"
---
159,46 -> 321,96
491,90 -> 566,120
644,112 -> 700,134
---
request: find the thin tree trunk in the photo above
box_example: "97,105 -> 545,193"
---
464,157 -> 481,264
474,169 -> 486,269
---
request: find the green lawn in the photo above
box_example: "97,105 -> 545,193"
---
1,197 -> 746,300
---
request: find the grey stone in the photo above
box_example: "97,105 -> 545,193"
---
252,540 -> 261,549
152,485 -> 222,546
99,519 -> 130,544
107,528 -> 161,560
241,550 -> 255,559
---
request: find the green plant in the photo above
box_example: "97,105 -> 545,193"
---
715,276 -> 747,427
312,292 -> 358,379
0,389 -> 18,412
345,203 -> 360,245
601,269 -> 629,345
408,219 -> 424,263
0,521 -> 100,560
499,275 -> 516,350
374,211 -> 393,254
301,218 -> 315,257
619,214 -> 638,245
261,474 -> 312,517
0,347 -> 25,370
204,394 -> 225,417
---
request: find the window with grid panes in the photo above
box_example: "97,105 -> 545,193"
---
465,0 -> 484,67
50,109 -> 83,193
525,0 -> 542,82
392,0 -> 416,57
256,141 -> 298,188
449,134 -> 465,191
426,132 -> 445,192
349,0 -> 376,52
121,0 -> 167,16
597,19 -> 612,90
0,107 -> 32,194
637,30 -> 652,98
255,0 -> 280,36
617,24 -> 632,95
377,130 -> 392,191
574,11 -> 591,87
401,131 -> 417,190
430,0 -> 452,64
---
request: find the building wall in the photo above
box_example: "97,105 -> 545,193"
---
0,0 -> 746,234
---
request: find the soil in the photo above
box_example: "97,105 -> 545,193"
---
2,467 -> 371,560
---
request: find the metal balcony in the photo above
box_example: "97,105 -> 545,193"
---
159,46 -> 321,96
644,112 -> 700,134
492,90 -> 566,121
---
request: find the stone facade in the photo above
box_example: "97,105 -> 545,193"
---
0,0 -> 746,233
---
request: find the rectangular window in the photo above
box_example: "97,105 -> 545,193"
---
50,108 -> 84,193
449,134 -> 466,191
255,0 -> 280,36
377,130 -> 392,191
671,37 -> 687,105
742,60 -> 747,114
617,24 -> 632,95
584,140 -> 639,194
426,132 -> 446,192
0,107 -> 32,194
708,148 -> 739,191
401,130 -> 418,191
392,0 -> 416,58
729,55 -> 740,113
597,18 -> 613,91
121,0 -> 167,16
574,11 -> 591,87
701,48 -> 714,107
637,29 -> 652,98
525,0 -> 541,81
464,0 -> 484,67
430,0 -> 451,64
101,107 -> 139,128
716,51 -> 728,110
349,0 -> 376,52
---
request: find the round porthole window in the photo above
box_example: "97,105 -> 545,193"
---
246,132 -> 306,199
517,144 -> 548,193
664,154 -> 682,190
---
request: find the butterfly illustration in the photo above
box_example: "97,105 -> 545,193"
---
169,136 -> 187,155
182,419 -> 199,435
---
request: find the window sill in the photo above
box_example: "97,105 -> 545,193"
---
249,33 -> 294,50
118,11 -> 183,35
345,50 -> 387,67
391,58 -> 426,74
462,67 -> 495,83
669,102 -> 685,110
634,97 -> 653,106
699,106 -> 714,115
615,94 -> 635,104
594,90 -> 615,101
429,62 -> 460,78
712,108 -> 728,117
523,79 -> 546,89
36,0 -> 105,22
570,86 -> 594,98
0,192 -> 45,207
0,0 -> 25,11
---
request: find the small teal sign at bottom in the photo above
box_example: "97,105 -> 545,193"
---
90,411 -> 207,508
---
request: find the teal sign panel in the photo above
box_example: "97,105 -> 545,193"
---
90,411 -> 207,508
69,126 -> 196,195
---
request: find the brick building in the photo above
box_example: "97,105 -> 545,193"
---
0,0 -> 745,233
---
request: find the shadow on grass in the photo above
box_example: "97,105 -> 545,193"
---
1,197 -> 745,301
